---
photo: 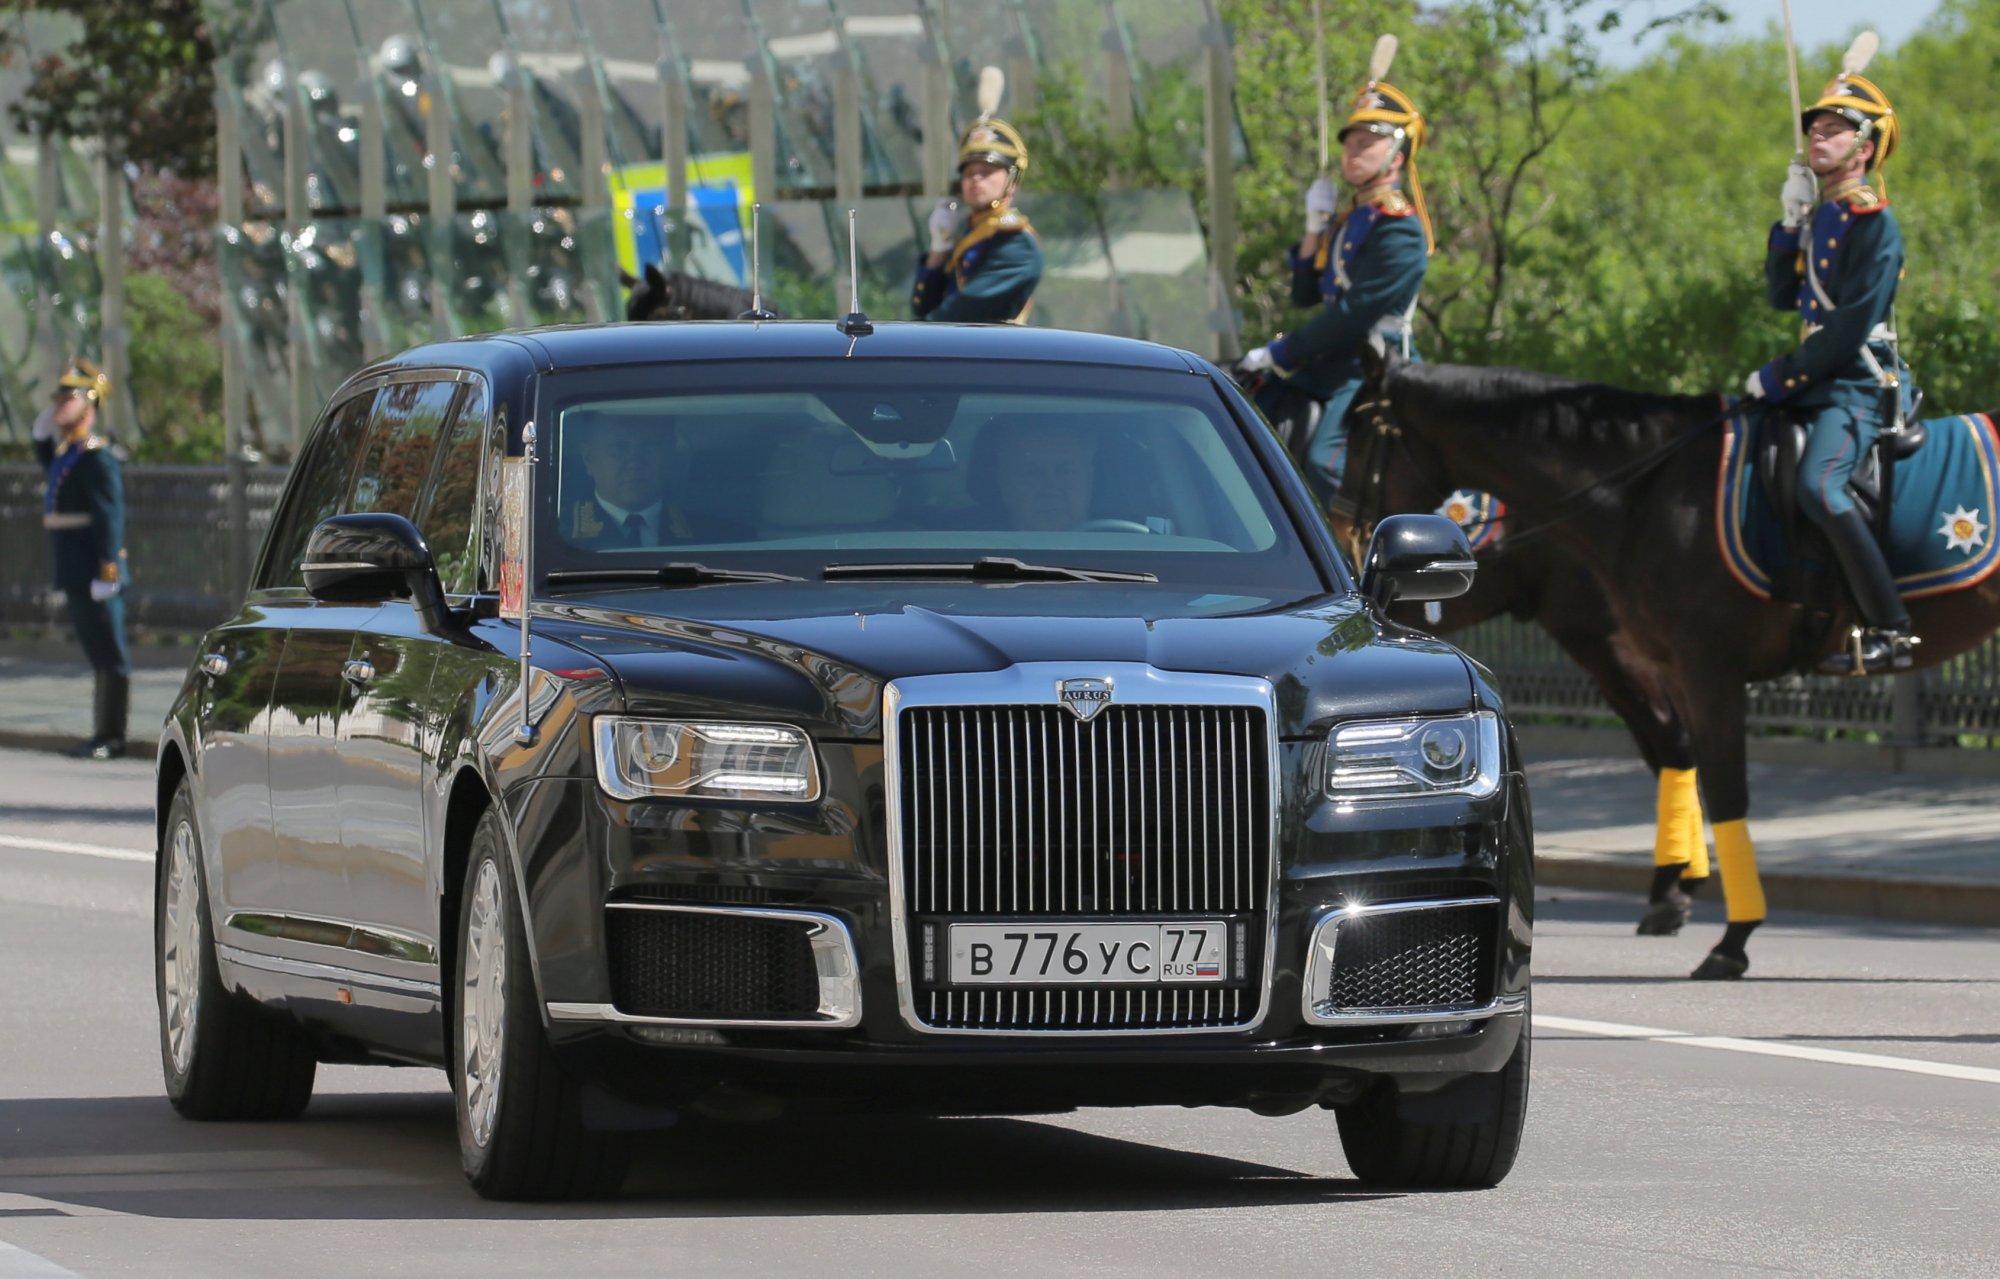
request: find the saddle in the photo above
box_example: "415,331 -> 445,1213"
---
1753,408 -> 1926,609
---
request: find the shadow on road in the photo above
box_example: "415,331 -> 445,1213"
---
0,1094 -> 1393,1219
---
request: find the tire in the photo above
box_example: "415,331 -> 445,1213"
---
454,807 -> 629,1201
1336,1013 -> 1531,1189
155,777 -> 317,1120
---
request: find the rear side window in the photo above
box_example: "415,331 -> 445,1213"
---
349,379 -> 462,518
416,378 -> 490,594
254,391 -> 374,591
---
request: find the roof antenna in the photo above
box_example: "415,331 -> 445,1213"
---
737,201 -> 777,321
837,208 -> 873,338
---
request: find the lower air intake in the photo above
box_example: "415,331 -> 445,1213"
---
608,909 -> 822,1020
1323,902 -> 1497,1014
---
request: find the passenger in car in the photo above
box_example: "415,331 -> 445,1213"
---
565,414 -> 690,548
975,415 -> 1100,531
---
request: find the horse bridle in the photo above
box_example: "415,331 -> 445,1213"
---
1341,389 -> 1475,565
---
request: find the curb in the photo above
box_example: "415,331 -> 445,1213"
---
1537,853 -> 2000,930
0,730 -> 151,761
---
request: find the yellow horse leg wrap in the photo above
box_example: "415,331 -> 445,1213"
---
1651,767 -> 1710,878
1711,818 -> 1766,923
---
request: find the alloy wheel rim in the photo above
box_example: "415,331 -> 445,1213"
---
461,859 -> 506,1149
162,818 -> 201,1076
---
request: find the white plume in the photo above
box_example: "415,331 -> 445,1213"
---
1367,34 -> 1398,85
976,65 -> 1005,120
1842,30 -> 1880,76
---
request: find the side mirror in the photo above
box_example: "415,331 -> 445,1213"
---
302,512 -> 453,632
1360,513 -> 1477,608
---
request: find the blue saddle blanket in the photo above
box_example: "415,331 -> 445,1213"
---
1716,407 -> 2000,601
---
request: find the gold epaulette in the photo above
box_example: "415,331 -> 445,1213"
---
1376,189 -> 1414,216
1846,186 -> 1882,212
988,206 -> 1034,236
572,499 -> 603,540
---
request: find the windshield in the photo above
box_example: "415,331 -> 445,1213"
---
532,359 -> 1331,596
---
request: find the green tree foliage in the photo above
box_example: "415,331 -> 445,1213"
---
1032,0 -> 1999,415
1,0 -> 223,175
125,270 -> 223,462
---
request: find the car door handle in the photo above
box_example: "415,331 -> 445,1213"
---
342,658 -> 376,686
200,653 -> 229,677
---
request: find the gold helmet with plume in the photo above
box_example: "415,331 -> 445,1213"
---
1336,35 -> 1434,252
57,357 -> 111,405
1803,32 -> 1898,176
956,66 -> 1029,178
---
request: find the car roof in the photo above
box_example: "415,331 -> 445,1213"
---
373,320 -> 1209,378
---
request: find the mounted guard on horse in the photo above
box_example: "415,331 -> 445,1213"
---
1740,37 -> 1923,676
1239,34 -> 1434,510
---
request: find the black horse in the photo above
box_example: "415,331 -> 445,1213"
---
619,262 -> 771,321
1342,351 -> 2000,978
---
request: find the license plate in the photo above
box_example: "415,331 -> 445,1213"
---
947,921 -> 1227,986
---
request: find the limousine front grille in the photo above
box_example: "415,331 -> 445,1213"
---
898,701 -> 1271,1032
921,985 -> 1251,1031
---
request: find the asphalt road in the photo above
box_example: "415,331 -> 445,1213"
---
2,746 -> 1996,1277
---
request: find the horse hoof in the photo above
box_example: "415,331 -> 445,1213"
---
1636,892 -> 1692,936
1690,950 -> 1749,981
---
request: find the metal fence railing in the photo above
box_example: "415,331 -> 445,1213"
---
2,463 -> 289,633
10,462 -> 2000,746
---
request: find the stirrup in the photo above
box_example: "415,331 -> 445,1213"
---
1819,626 -> 1919,677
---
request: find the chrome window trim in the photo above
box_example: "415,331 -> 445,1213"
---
1302,895 -> 1517,1025
549,903 -> 861,1029
883,662 -> 1281,1037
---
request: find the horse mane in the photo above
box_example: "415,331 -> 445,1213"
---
1389,362 -> 1716,450
622,264 -> 772,322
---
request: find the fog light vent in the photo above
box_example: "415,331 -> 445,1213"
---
608,908 -> 823,1020
1309,900 -> 1499,1020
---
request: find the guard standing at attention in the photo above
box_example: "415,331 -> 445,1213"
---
1741,33 -> 1918,675
32,359 -> 131,759
912,67 -> 1042,325
1240,35 -> 1433,508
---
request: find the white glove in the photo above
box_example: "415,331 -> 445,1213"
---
1780,159 -> 1817,229
31,405 -> 57,442
90,578 -> 120,602
1743,370 -> 1767,400
927,197 -> 960,254
1239,346 -> 1275,374
1304,176 -> 1336,237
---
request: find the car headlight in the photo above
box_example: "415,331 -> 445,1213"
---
1326,711 -> 1501,800
593,717 -> 821,803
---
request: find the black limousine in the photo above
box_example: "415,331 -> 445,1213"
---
153,321 -> 1530,1200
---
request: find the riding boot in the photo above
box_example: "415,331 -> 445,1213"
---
1815,507 -> 1917,675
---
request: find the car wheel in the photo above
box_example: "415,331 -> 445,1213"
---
155,776 -> 317,1120
454,807 -> 629,1201
1335,1013 -> 1530,1189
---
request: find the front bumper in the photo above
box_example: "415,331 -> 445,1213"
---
504,748 -> 1531,1109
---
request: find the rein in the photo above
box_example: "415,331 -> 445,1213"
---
1347,389 -> 1739,555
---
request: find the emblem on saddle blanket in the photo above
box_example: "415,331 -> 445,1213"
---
1434,489 -> 1506,551
1716,407 -> 2000,601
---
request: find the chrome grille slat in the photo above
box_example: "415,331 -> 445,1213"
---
899,700 -> 1270,1032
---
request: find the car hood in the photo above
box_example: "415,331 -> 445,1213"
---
536,582 -> 1477,740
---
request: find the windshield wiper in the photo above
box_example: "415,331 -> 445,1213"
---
544,562 -> 804,589
821,556 -> 1158,584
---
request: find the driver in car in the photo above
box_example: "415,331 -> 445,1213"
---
566,415 -> 690,548
983,416 -> 1098,531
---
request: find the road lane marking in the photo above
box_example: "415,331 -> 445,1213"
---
0,1240 -> 82,1279
0,836 -> 150,864
1537,1013 -> 2000,1085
